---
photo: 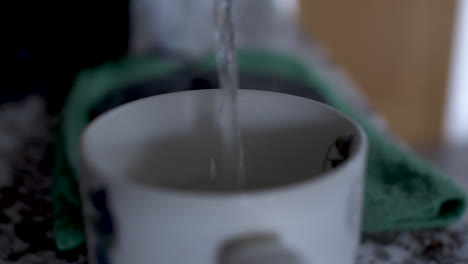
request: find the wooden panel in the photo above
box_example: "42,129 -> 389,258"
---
300,0 -> 457,146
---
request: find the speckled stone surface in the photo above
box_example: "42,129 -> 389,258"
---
0,97 -> 87,263
357,218 -> 468,264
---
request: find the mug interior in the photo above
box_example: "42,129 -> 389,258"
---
81,90 -> 363,192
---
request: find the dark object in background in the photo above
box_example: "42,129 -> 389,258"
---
3,0 -> 129,113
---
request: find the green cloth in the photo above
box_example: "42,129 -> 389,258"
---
53,50 -> 467,251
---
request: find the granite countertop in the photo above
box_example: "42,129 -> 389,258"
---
358,217 -> 468,264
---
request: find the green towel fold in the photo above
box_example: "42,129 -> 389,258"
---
53,50 -> 467,251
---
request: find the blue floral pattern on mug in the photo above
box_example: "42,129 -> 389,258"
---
89,188 -> 115,264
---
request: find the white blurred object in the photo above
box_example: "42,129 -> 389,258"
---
445,0 -> 468,145
130,0 -> 301,56
273,0 -> 299,18
130,0 -> 191,54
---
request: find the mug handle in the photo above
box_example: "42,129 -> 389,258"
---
218,233 -> 305,264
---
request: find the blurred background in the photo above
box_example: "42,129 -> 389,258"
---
2,0 -> 467,177
301,0 -> 465,148
4,0 -> 467,145
299,0 -> 468,189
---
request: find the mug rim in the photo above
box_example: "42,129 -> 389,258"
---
79,89 -> 368,198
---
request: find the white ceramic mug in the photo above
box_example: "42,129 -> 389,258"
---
79,89 -> 367,264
